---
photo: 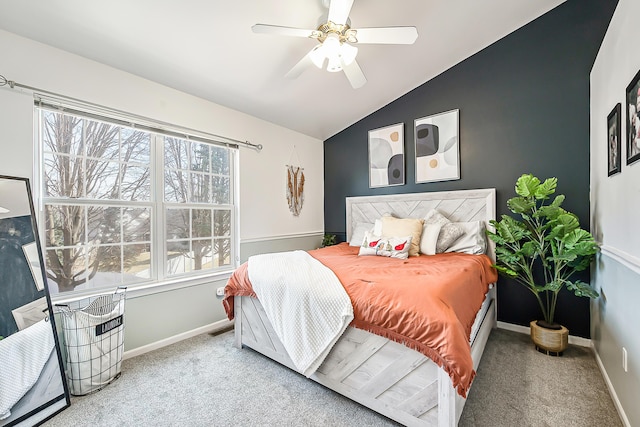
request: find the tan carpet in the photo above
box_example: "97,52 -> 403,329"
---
42,328 -> 621,426
459,329 -> 622,427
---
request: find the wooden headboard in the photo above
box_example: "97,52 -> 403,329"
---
345,188 -> 496,261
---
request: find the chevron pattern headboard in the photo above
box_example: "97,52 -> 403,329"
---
345,188 -> 496,261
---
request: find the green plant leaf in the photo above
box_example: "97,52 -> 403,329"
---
515,174 -> 540,197
521,240 -> 540,258
550,252 -> 578,263
486,228 -> 506,245
563,229 -> 597,250
572,240 -> 599,255
322,233 -> 337,247
550,194 -> 565,208
535,196 -> 565,221
549,213 -> 580,239
540,280 -> 562,292
534,177 -> 557,199
534,283 -> 549,293
507,197 -> 535,215
566,280 -> 599,298
494,265 -> 518,277
495,215 -> 530,243
495,246 -> 522,267
563,230 -> 598,271
569,256 -> 594,271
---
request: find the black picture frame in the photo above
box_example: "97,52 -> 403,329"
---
0,175 -> 70,426
607,103 -> 621,176
625,69 -> 640,165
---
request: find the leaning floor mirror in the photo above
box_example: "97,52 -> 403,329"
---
0,175 -> 70,426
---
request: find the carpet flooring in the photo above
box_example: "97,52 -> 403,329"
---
42,328 -> 622,427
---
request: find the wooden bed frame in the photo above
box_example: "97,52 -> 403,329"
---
233,189 -> 497,427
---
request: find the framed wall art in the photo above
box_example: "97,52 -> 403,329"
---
414,109 -> 460,183
607,103 -> 621,176
625,69 -> 640,165
368,123 -> 404,188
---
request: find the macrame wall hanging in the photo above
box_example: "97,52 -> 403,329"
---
286,146 -> 305,216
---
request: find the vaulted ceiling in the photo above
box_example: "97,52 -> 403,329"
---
0,0 -> 565,140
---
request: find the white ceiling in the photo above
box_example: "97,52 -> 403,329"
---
0,0 -> 565,141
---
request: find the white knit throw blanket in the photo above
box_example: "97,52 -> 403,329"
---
248,250 -> 354,377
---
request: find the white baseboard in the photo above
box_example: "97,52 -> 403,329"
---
592,346 -> 631,427
496,321 -> 592,347
123,319 -> 234,360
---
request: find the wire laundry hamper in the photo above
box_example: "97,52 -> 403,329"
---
56,286 -> 126,395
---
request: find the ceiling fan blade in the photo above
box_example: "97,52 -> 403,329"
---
351,27 -> 418,44
285,49 -> 315,79
252,24 -> 315,38
341,57 -> 366,89
328,0 -> 354,25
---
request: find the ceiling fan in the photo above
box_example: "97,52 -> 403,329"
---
252,0 -> 418,89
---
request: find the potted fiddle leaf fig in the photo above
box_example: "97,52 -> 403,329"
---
486,174 -> 599,355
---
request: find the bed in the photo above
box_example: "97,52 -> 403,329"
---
224,189 -> 497,427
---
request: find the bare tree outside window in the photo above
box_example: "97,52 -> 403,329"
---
164,138 -> 231,275
42,110 -> 151,293
40,108 -> 235,295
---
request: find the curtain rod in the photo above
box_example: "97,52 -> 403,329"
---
0,74 -> 263,151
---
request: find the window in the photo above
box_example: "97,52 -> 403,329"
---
38,107 -> 236,295
163,137 -> 232,275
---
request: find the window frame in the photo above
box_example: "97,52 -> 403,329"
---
35,104 -> 239,298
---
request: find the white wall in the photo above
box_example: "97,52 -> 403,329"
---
0,29 -> 324,351
590,1 -> 640,425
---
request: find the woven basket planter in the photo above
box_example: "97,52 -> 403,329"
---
530,320 -> 568,356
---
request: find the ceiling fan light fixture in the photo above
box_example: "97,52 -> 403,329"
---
312,33 -> 357,73
323,33 -> 341,58
326,56 -> 342,72
339,42 -> 358,65
309,45 -> 326,69
253,0 -> 416,88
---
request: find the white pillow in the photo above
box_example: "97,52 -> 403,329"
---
373,218 -> 383,236
349,222 -> 374,246
445,221 -> 487,255
419,222 -> 443,255
423,209 -> 464,253
358,231 -> 412,259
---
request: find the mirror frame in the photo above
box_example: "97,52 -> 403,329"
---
0,175 -> 70,426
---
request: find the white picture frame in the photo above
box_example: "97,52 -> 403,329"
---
368,123 -> 405,188
414,109 -> 460,183
12,297 -> 49,331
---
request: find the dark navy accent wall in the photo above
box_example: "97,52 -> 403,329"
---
323,0 -> 617,338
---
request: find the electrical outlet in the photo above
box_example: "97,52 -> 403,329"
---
623,347 -> 628,373
216,286 -> 225,297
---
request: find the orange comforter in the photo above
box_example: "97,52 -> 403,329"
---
223,242 -> 497,397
